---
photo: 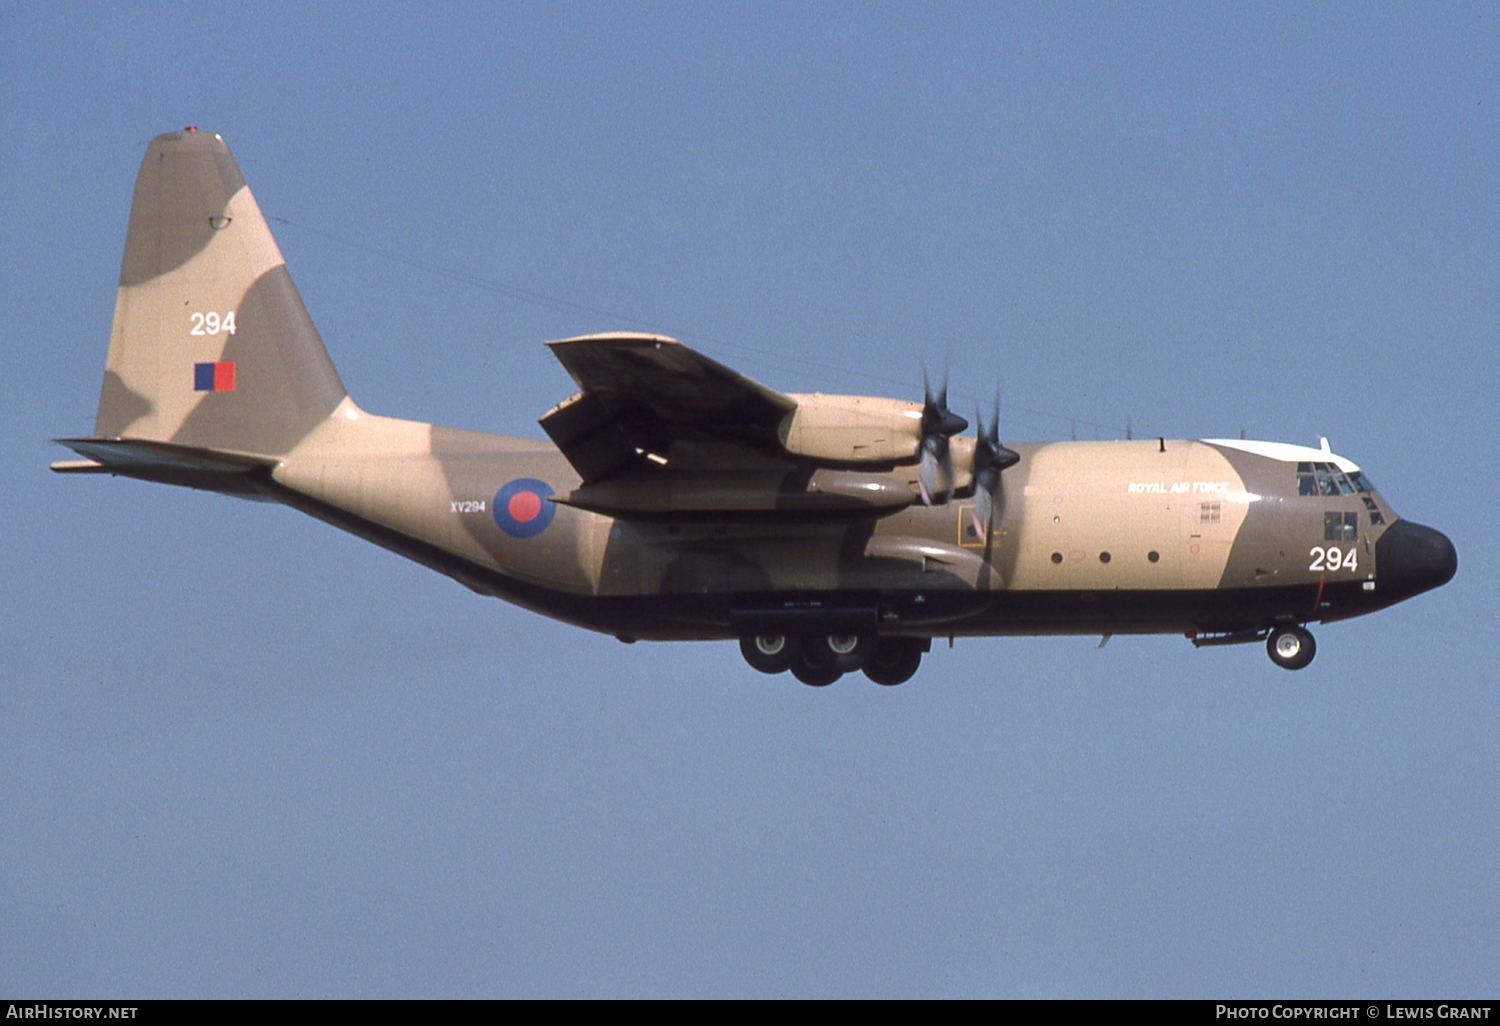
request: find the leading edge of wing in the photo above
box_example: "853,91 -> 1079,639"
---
540,334 -> 798,481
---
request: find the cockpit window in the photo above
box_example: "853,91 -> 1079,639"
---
1297,461 -> 1366,498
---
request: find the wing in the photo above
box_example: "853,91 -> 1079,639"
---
539,333 -> 798,482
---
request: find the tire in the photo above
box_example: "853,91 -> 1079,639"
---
791,656 -> 842,687
805,633 -> 876,672
1266,626 -> 1316,670
863,638 -> 924,686
740,634 -> 794,674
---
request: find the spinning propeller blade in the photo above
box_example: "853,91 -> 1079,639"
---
918,361 -> 967,506
968,388 -> 1019,536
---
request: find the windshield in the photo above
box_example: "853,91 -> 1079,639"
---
1297,461 -> 1373,497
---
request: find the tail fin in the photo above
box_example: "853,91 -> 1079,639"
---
93,129 -> 347,457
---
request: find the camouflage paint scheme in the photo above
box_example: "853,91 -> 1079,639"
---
55,131 -> 1456,676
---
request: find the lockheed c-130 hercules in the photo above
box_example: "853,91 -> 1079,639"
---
53,130 -> 1458,685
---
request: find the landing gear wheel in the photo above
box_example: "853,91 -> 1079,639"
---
816,633 -> 876,672
791,636 -> 843,686
740,634 -> 794,674
791,658 -> 842,687
1266,626 -> 1316,670
862,638 -> 924,686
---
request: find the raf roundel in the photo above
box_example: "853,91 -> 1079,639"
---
492,478 -> 556,539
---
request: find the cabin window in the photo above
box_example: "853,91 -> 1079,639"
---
1324,511 -> 1358,542
1199,502 -> 1222,524
1362,496 -> 1386,526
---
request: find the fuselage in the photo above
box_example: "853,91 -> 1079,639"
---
262,401 -> 1456,644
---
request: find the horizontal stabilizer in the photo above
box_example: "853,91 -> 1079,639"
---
52,437 -> 278,497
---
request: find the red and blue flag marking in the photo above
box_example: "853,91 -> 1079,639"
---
493,478 -> 556,538
193,361 -> 236,392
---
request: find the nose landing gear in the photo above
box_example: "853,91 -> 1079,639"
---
1192,624 -> 1320,670
1266,625 -> 1317,670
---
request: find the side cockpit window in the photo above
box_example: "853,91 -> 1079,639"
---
1297,463 -> 1317,495
1324,511 -> 1359,542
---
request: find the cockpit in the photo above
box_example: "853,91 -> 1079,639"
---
1296,461 -> 1375,497
1296,461 -> 1385,525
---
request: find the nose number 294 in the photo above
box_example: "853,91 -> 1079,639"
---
1308,546 -> 1357,572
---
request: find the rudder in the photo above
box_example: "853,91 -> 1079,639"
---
96,129 -> 347,456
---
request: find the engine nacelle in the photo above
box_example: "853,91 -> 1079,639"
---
778,394 -> 924,463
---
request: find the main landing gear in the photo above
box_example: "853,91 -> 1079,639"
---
1266,625 -> 1317,670
738,635 -> 929,686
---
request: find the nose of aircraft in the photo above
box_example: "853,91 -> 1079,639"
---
1376,519 -> 1458,600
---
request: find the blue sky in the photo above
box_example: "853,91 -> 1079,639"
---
2,2 -> 1496,997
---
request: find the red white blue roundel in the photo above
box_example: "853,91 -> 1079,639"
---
493,478 -> 556,538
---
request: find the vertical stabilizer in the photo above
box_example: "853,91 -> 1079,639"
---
96,129 -> 347,456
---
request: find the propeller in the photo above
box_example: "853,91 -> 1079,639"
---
968,390 -> 1020,538
918,363 -> 968,506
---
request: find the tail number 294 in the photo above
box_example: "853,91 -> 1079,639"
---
1309,546 -> 1358,572
190,311 -> 237,336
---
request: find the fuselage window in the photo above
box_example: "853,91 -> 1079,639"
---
1324,511 -> 1358,542
1362,496 -> 1386,526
